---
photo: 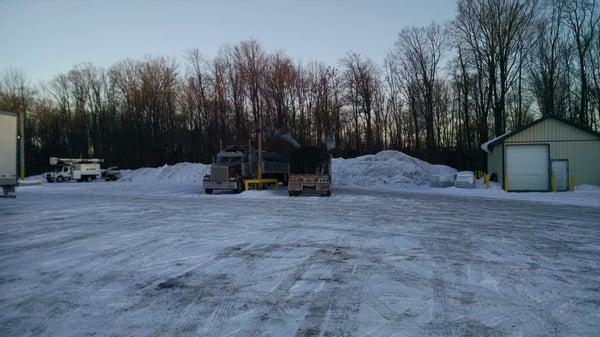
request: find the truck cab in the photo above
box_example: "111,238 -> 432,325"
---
46,166 -> 72,183
203,145 -> 257,194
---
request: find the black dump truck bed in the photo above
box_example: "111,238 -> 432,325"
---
289,146 -> 330,175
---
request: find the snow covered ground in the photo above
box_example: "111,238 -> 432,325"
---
1,181 -> 600,337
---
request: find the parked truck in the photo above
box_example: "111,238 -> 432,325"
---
288,146 -> 332,197
101,167 -> 121,181
0,111 -> 17,198
203,145 -> 288,194
45,158 -> 104,183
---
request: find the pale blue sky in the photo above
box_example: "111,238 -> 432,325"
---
0,0 -> 456,82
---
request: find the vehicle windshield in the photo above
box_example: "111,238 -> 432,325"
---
53,166 -> 63,172
216,156 -> 242,166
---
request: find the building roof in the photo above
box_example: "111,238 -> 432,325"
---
0,111 -> 18,117
480,132 -> 509,153
481,115 -> 600,152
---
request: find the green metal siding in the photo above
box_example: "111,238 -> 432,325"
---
502,118 -> 600,186
506,118 -> 598,143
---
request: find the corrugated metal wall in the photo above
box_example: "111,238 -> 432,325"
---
502,118 -> 600,187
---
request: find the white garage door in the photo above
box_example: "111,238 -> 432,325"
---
506,145 -> 549,191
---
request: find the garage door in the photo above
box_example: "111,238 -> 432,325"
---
506,145 -> 549,191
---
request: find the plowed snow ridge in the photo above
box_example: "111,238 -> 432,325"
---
120,150 -> 455,187
333,150 -> 456,187
121,162 -> 209,184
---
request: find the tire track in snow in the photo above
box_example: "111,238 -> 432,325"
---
204,291 -> 239,337
237,250 -> 321,337
361,289 -> 409,322
321,247 -> 361,337
262,251 -> 319,312
114,244 -> 248,336
294,287 -> 337,337
292,245 -> 363,337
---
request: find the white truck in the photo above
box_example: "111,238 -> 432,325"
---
45,158 -> 104,183
0,111 -> 17,197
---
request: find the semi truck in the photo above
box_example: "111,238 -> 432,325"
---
288,146 -> 332,197
45,158 -> 104,183
203,145 -> 288,194
0,111 -> 17,198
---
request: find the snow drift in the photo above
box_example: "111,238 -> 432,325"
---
333,150 -> 455,188
120,162 -> 209,184
118,150 -> 456,189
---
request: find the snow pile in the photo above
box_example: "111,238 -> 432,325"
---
120,162 -> 208,184
333,150 -> 451,188
430,164 -> 458,187
18,179 -> 43,186
114,150 -> 452,188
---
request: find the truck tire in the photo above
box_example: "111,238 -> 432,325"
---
205,189 -> 213,194
56,176 -> 64,183
236,180 -> 243,193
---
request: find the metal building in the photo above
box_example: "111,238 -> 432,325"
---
481,116 -> 600,192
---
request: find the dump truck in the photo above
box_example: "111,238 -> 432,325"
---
203,145 -> 288,194
45,158 -> 104,183
0,111 -> 17,197
288,146 -> 331,197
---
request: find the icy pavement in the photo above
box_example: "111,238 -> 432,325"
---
1,183 -> 600,337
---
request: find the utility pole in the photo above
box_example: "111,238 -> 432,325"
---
257,115 -> 263,180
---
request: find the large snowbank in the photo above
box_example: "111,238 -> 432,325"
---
120,162 -> 209,184
99,151 -> 598,207
117,150 -> 446,188
332,150 -> 455,188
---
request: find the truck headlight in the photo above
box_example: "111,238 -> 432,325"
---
203,175 -> 210,181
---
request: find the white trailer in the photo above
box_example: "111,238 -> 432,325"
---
0,111 -> 18,197
45,158 -> 104,183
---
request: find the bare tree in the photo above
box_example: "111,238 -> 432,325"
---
456,0 -> 538,136
564,0 -> 600,126
392,23 -> 449,160
529,0 -> 569,117
340,52 -> 379,153
234,39 -> 267,145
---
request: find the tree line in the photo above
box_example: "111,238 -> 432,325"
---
1,0 -> 599,175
